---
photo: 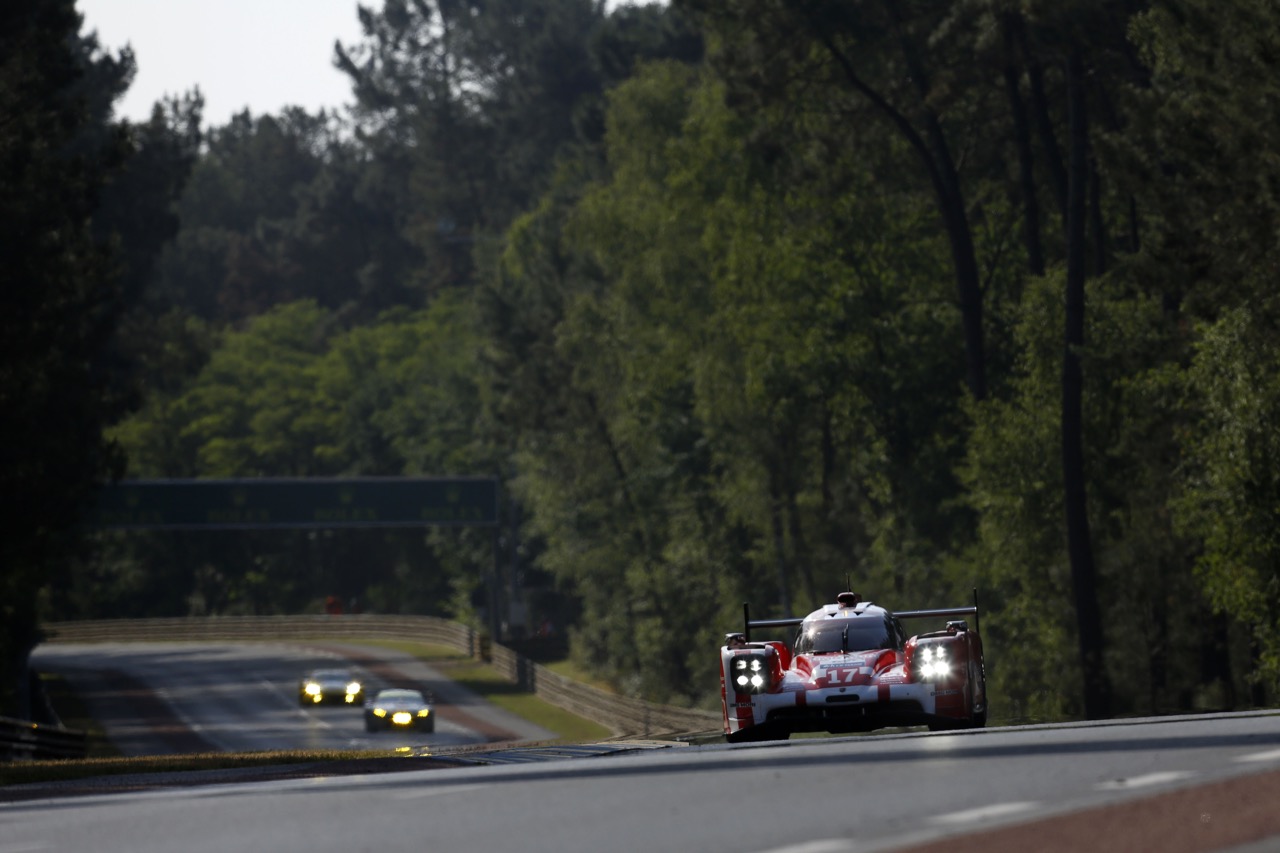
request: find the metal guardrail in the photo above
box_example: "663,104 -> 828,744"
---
0,717 -> 88,761
487,644 -> 720,737
41,614 -> 479,653
40,615 -> 721,739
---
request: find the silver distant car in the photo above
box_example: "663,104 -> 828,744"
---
364,688 -> 435,733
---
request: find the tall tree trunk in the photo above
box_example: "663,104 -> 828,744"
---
811,13 -> 987,400
786,484 -> 817,607
1014,17 -> 1068,220
927,117 -> 988,402
1201,611 -> 1234,709
1089,159 -> 1108,276
1129,197 -> 1142,256
769,469 -> 792,615
1063,47 -> 1111,720
886,1 -> 986,400
1003,14 -> 1045,277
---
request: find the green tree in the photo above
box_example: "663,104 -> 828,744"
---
150,109 -> 413,323
335,0 -> 619,294
679,0 -> 993,401
103,295 -> 495,619
485,56 -> 977,702
0,0 -> 134,715
1125,0 -> 1280,702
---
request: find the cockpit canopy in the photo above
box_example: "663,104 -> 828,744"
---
794,614 -> 905,655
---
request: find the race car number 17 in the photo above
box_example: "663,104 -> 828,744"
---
825,667 -> 862,685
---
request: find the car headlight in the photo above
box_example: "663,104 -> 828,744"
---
417,709 -> 430,718
915,645 -> 952,680
304,683 -> 321,696
391,711 -> 413,725
346,682 -> 362,695
373,708 -> 387,718
731,654 -> 771,694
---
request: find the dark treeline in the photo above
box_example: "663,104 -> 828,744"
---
4,0 -> 1279,722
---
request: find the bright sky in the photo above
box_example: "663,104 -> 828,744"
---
77,0 -> 366,128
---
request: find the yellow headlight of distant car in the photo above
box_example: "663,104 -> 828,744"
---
346,682 -> 362,695
373,708 -> 387,718
391,711 -> 413,725
304,683 -> 321,696
417,709 -> 430,717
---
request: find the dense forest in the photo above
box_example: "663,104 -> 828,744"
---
4,0 -> 1280,724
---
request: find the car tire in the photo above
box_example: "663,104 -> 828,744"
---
967,658 -> 988,728
726,724 -> 788,743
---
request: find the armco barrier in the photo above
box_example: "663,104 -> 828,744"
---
41,616 -> 720,738
487,644 -> 719,737
41,614 -> 477,653
0,717 -> 88,761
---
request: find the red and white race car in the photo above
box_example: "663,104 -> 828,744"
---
720,591 -> 987,742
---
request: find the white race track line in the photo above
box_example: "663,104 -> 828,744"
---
930,801 -> 1039,825
1095,770 -> 1195,790
393,784 -> 491,801
749,840 -> 854,853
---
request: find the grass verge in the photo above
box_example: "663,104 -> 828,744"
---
0,749 -> 388,788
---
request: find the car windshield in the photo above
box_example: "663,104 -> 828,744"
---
377,690 -> 424,704
313,670 -> 350,681
794,617 -> 897,654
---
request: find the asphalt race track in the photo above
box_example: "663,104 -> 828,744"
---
8,643 -> 1280,853
29,642 -> 554,754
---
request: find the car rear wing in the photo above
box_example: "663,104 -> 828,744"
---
898,589 -> 981,634
740,613 -> 803,643
895,606 -> 977,619
742,589 -> 981,642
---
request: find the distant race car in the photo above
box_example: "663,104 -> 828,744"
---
298,668 -> 364,707
721,591 -> 986,742
364,688 -> 435,733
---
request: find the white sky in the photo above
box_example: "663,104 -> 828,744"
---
77,0 -> 366,128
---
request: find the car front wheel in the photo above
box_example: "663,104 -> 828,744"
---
964,657 -> 987,728
726,724 -> 787,743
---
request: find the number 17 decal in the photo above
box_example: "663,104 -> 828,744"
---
828,667 -> 861,684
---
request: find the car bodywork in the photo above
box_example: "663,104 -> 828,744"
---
298,669 -> 364,706
364,688 -> 435,733
720,591 -> 986,742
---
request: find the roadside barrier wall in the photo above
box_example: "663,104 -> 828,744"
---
0,717 -> 88,762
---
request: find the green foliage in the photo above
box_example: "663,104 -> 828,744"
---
1175,307 -> 1280,688
482,57 -> 984,704
151,110 -> 417,323
1120,0 -> 1280,702
963,250 -> 1250,719
961,273 -> 1072,719
0,0 -> 144,714
97,295 -> 496,618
